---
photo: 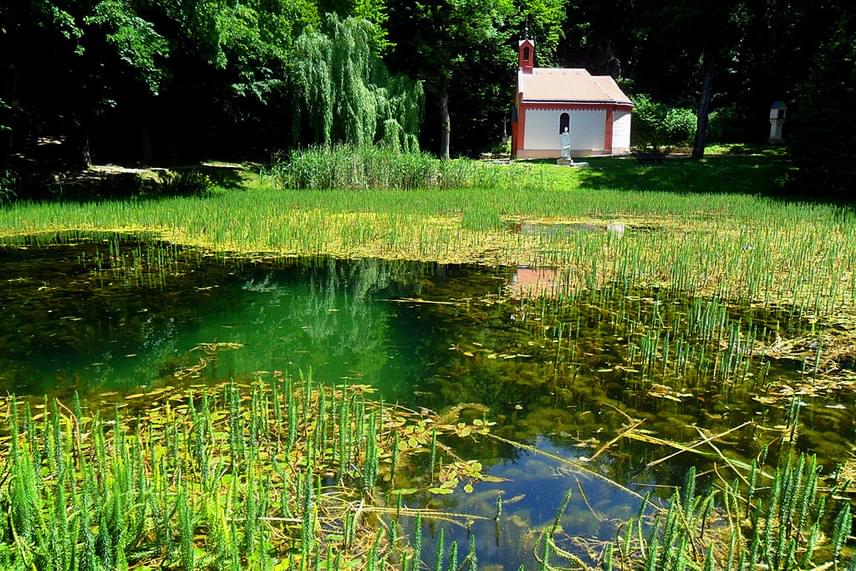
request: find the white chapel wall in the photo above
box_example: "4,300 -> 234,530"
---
524,108 -> 606,151
569,110 -> 606,150
613,110 -> 631,152
524,109 -> 562,150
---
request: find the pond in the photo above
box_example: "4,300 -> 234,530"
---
1,232 -> 853,567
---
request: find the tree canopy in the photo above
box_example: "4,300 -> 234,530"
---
292,14 -> 422,149
1,0 -> 853,198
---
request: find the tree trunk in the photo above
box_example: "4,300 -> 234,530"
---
692,59 -> 714,159
81,131 -> 91,168
141,111 -> 153,164
439,82 -> 451,160
67,113 -> 91,169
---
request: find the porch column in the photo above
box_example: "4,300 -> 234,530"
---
604,107 -> 614,154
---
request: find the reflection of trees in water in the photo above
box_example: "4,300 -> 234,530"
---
284,258 -> 482,382
3,240 -> 494,400
298,258 -> 389,350
3,242 -> 442,394
279,258 -> 399,381
0,238 -> 207,393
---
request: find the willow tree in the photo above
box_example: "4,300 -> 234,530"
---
293,14 -> 423,150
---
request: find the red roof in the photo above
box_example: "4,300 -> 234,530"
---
518,68 -> 632,106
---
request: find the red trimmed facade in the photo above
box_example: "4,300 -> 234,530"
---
511,40 -> 633,159
512,101 -> 632,155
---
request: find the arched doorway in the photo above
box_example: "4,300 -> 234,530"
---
559,112 -> 570,134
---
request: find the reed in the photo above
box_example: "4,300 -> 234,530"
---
270,145 -> 542,191
558,448 -> 856,571
0,376 -> 484,570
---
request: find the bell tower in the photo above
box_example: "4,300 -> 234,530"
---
519,29 -> 534,74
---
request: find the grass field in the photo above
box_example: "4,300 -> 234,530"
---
2,153 -> 852,315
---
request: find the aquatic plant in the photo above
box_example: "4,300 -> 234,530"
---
270,145 -> 537,191
0,377 -> 493,569
0,154 -> 854,570
2,156 -> 853,320
538,447 -> 855,570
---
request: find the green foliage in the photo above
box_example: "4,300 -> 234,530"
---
159,170 -> 214,196
272,145 -> 549,190
293,14 -> 423,148
386,0 -> 568,156
631,94 -> 697,149
31,0 -> 85,45
380,119 -> 403,152
707,104 -> 749,143
1,0 -> 323,168
353,0 -> 390,51
631,94 -> 667,150
2,0 -> 854,176
216,0 -> 319,102
516,0 -> 568,66
85,0 -> 170,94
317,0 -> 390,50
662,107 -> 697,145
0,379 -> 479,569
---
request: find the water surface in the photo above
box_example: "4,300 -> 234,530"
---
1,232 -> 852,567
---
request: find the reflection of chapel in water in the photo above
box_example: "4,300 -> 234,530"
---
511,31 -> 634,159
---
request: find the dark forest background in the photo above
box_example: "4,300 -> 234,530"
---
1,0 -> 854,196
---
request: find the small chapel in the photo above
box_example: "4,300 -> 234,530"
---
511,35 -> 633,159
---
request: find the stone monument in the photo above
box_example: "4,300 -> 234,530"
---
560,127 -> 571,157
769,101 -> 787,144
557,126 -> 573,165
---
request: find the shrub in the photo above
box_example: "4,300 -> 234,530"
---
707,105 -> 743,143
662,107 -> 697,145
631,94 -> 697,149
630,94 -> 667,150
157,169 -> 213,196
270,145 -> 467,190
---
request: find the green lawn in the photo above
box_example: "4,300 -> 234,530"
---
1,155 -> 852,314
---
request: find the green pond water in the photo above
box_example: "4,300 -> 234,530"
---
1,232 -> 853,567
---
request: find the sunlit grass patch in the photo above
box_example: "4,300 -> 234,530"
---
0,152 -> 853,315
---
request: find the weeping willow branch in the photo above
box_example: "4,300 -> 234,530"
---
293,14 -> 423,151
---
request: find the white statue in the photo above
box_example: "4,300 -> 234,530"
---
559,126 -> 571,158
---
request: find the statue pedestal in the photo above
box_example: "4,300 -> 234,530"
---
557,158 -> 589,168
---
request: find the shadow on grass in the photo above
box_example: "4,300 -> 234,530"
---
193,163 -> 254,190
576,156 -> 790,197
8,162 -> 255,203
